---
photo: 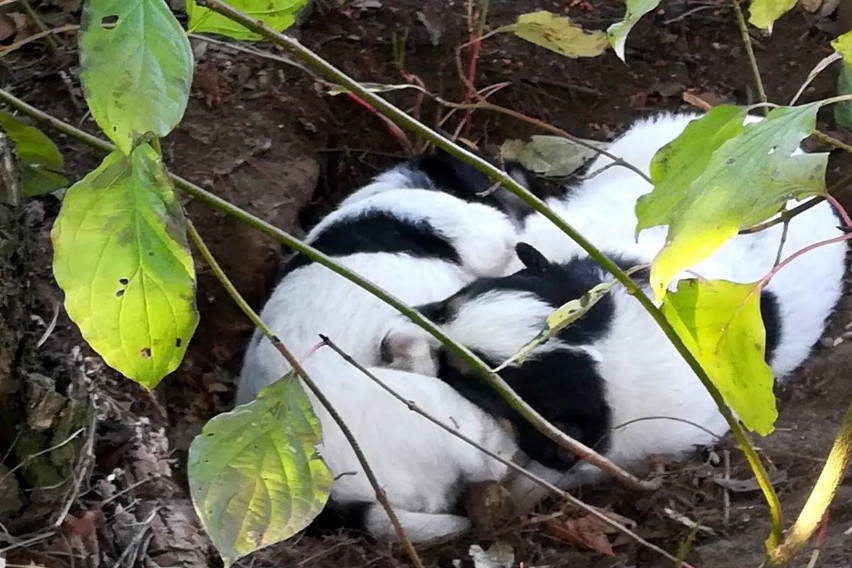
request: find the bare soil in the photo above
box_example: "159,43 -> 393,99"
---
2,0 -> 852,566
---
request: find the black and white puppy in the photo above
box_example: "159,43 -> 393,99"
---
237,150 -> 545,542
518,112 -> 847,380
380,242 -> 783,511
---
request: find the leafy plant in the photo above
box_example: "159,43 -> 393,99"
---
636,104 -> 827,300
0,110 -> 67,197
189,374 -> 332,567
6,0 -> 852,565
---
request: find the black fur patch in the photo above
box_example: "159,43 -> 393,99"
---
309,500 -> 372,536
278,209 -> 462,278
428,252 -> 639,471
760,289 -> 781,364
437,347 -> 611,472
411,148 -> 544,219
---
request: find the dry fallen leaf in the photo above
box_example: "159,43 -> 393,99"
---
0,13 -> 30,44
542,511 -> 636,557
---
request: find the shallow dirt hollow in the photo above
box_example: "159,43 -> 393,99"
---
2,0 -> 852,566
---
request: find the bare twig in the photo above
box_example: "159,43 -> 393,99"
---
731,0 -> 767,113
0,88 -> 659,492
813,130 -> 852,157
319,335 -> 690,567
740,173 -> 852,234
0,428 -> 85,485
185,220 -> 425,566
53,404 -> 97,527
19,0 -> 60,55
790,52 -> 843,106
458,0 -> 490,134
0,23 -> 77,57
722,449 -> 731,529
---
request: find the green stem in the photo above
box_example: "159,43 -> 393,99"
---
740,174 -> 852,234
186,219 -> 426,567
767,399 -> 852,567
319,335 -> 691,568
0,88 -> 654,491
731,0 -> 768,112
192,0 -> 783,542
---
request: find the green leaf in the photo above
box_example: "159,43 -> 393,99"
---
606,0 -> 660,62
661,279 -> 777,435
836,62 -> 852,131
636,104 -> 827,300
51,144 -> 197,389
189,375 -> 332,567
0,111 -> 68,197
495,264 -> 646,371
186,0 -> 310,41
79,0 -> 193,154
748,0 -> 797,32
500,135 -> 609,178
504,11 -> 608,59
833,30 -> 852,66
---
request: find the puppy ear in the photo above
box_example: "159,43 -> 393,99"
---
515,242 -> 552,274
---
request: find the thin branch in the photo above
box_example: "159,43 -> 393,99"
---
186,219 -> 425,565
19,0 -> 60,56
0,88 -> 658,492
790,52 -> 843,106
813,130 -> 852,156
433,95 -> 653,184
0,428 -> 85,485
0,23 -> 77,57
319,335 -> 691,568
740,173 -> 852,234
731,0 -> 767,112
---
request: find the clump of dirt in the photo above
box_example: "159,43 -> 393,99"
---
2,0 -> 852,566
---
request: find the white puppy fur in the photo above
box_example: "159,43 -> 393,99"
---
380,111 -> 847,511
518,111 -> 847,380
237,160 -> 532,542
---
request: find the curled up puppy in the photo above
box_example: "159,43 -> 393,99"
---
380,242 -> 789,512
236,150 -> 547,542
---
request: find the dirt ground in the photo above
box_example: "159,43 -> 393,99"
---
2,0 -> 852,566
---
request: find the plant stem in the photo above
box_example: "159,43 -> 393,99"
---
191,0 -> 783,543
186,219 -> 425,566
740,173 -> 852,234
319,335 -> 692,568
814,130 -> 852,156
19,0 -> 59,56
731,0 -> 768,112
0,88 -> 656,492
767,400 -> 852,567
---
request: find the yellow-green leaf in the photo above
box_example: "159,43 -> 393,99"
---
749,0 -> 797,31
505,11 -> 608,59
636,104 -> 826,300
186,0 -> 310,41
836,62 -> 852,130
500,135 -> 608,178
51,144 -> 197,389
0,111 -> 68,197
606,0 -> 660,61
661,279 -> 777,435
189,375 -> 332,567
79,0 -> 193,154
832,30 -> 852,65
